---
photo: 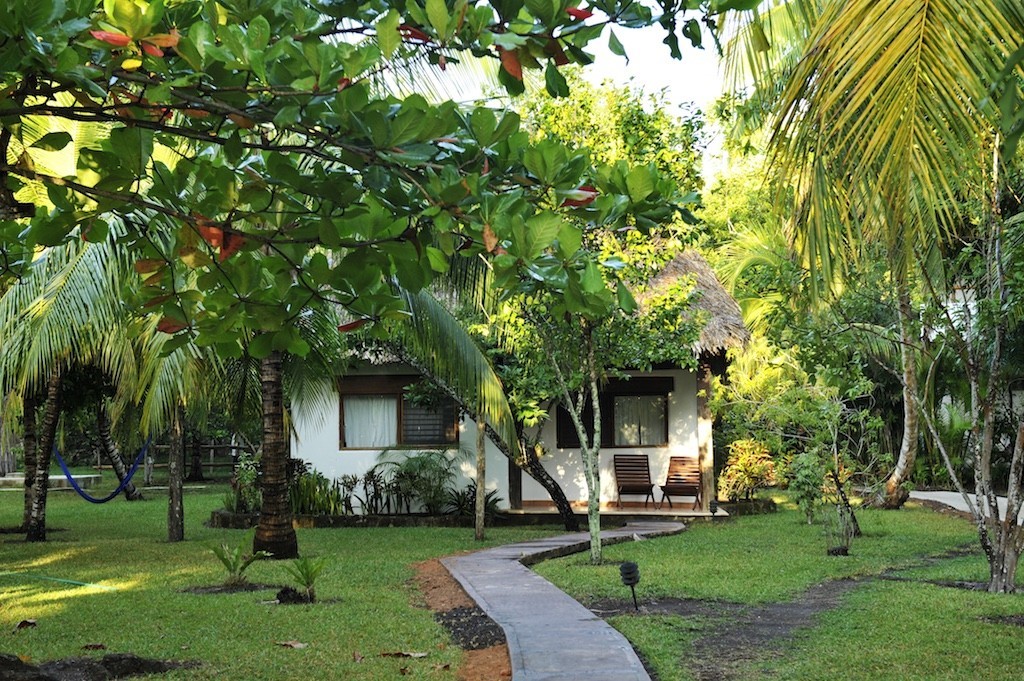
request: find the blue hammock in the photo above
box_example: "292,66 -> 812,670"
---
52,438 -> 151,504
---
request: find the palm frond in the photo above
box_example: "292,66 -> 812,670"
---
770,0 -> 1022,284
395,287 -> 519,454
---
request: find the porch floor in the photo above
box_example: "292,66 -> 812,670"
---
506,505 -> 728,525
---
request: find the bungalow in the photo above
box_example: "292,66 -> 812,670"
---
291,251 -> 750,514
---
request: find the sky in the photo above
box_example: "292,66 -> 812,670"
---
582,23 -> 725,113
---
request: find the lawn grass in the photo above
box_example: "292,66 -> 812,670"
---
768,580 -> 1024,680
534,495 -> 980,604
0,477 -> 560,680
535,494 -> 1024,681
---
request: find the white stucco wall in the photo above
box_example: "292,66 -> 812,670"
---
290,386 -> 510,512
521,368 -> 699,506
291,367 -> 702,510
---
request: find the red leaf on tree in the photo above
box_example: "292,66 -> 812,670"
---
561,185 -> 598,207
142,294 -> 171,309
546,39 -> 570,66
499,49 -> 523,81
227,113 -> 255,129
157,318 -> 187,334
337,77 -> 352,91
90,30 -> 132,47
219,232 -> 246,262
566,6 -> 594,20
134,259 -> 164,274
399,25 -> 431,43
482,224 -> 499,253
196,220 -> 223,248
142,30 -> 180,48
140,42 -> 164,57
181,108 -> 210,118
337,319 -> 369,333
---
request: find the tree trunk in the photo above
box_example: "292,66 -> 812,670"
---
26,371 -> 61,542
584,332 -> 602,564
393,345 -> 579,530
475,418 -> 486,541
254,351 -> 298,559
520,445 -> 579,531
167,404 -> 185,542
186,432 -> 205,482
0,416 -> 14,477
880,285 -> 917,508
96,401 -> 143,501
21,392 -> 37,531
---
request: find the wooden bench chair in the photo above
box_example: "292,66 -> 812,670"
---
660,456 -> 702,510
613,454 -> 655,509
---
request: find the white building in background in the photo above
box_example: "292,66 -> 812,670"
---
291,251 -> 749,514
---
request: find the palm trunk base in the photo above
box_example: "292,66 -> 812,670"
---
871,477 -> 910,509
254,522 -> 298,559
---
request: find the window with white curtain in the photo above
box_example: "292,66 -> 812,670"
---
339,376 -> 459,448
342,395 -> 399,447
613,395 -> 667,446
556,376 -> 673,448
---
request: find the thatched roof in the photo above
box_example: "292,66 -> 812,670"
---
643,250 -> 751,356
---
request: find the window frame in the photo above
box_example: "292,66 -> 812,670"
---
555,376 -> 673,449
338,375 -> 459,449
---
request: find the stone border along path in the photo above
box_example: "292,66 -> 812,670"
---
441,521 -> 685,681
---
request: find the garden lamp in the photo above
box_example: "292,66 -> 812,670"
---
619,561 -> 640,611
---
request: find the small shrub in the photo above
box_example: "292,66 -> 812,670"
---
289,469 -> 344,516
789,449 -> 827,524
284,556 -> 328,603
823,504 -> 856,556
211,540 -> 271,587
377,450 -> 459,515
225,451 -> 261,514
357,466 -> 389,514
718,439 -> 777,502
446,482 -> 505,520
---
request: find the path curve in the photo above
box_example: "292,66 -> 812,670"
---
910,490 -> 1023,521
442,521 -> 685,681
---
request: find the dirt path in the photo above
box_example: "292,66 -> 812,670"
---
590,578 -> 861,681
412,559 -> 511,681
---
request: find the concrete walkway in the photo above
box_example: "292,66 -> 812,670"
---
442,521 -> 685,681
910,490 -> 1023,521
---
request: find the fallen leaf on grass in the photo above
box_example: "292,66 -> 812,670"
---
81,643 -> 107,650
14,619 -> 36,632
276,640 -> 308,649
433,663 -> 451,671
380,651 -> 428,658
400,667 -> 410,675
352,651 -> 364,663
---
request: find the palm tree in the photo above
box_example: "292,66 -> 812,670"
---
726,0 -> 1024,508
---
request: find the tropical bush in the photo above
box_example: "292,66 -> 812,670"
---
789,449 -> 827,524
289,467 -> 346,516
718,439 -> 777,502
377,449 -> 459,515
446,482 -> 505,520
224,451 -> 261,514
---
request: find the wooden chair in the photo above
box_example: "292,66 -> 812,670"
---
660,456 -> 701,510
613,454 -> 655,509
